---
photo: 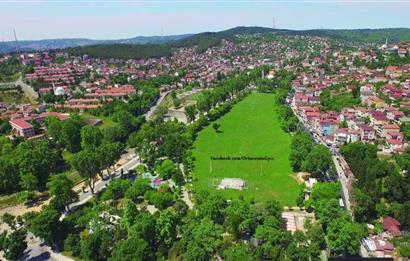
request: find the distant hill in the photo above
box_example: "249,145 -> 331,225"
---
275,28 -> 410,44
66,31 -> 236,60
2,26 -> 410,57
67,44 -> 173,60
221,26 -> 410,44
65,26 -> 410,60
0,34 -> 192,54
171,31 -> 235,52
222,26 -> 275,35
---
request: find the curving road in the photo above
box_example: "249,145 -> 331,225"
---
144,91 -> 170,120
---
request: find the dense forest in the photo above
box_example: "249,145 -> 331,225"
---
66,30 -> 234,59
67,44 -> 173,59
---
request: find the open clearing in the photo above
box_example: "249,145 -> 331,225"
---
192,92 -> 298,206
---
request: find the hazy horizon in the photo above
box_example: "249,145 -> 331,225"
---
1,0 -> 410,41
3,25 -> 410,43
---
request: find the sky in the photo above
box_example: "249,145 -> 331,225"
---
0,0 -> 409,41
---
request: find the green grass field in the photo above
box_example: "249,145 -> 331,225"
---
192,93 -> 299,206
80,113 -> 117,129
186,92 -> 203,101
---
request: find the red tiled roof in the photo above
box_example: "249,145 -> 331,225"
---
43,112 -> 67,120
387,139 -> 403,145
10,117 -> 33,129
295,94 -> 310,100
383,216 -> 401,236
383,124 -> 400,129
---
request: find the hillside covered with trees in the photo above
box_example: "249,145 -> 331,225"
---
64,27 -> 410,60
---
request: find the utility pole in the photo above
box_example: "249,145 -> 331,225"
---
272,17 -> 276,30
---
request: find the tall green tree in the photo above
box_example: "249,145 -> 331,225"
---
45,115 -> 83,153
71,150 -> 99,194
302,144 -> 333,178
109,236 -> 153,261
16,139 -> 61,190
289,132 -> 313,171
327,217 -> 365,256
223,244 -> 255,261
80,229 -> 113,261
47,173 -> 78,212
0,158 -> 20,194
29,207 -> 66,249
182,218 -> 224,260
120,200 -> 139,229
2,229 -> 27,261
185,104 -> 197,123
155,210 -> 177,250
155,159 -> 183,183
81,125 -> 103,150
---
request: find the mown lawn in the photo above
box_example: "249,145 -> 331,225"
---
192,93 -> 298,206
186,92 -> 203,101
80,113 -> 116,129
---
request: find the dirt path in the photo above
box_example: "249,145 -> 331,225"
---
0,199 -> 50,232
293,172 -> 310,184
182,187 -> 194,209
166,109 -> 187,123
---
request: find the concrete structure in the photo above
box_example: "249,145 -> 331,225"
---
218,178 -> 245,190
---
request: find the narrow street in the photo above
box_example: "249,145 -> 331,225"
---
289,98 -> 353,214
332,156 -> 352,212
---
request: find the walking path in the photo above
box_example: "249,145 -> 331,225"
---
182,187 -> 193,209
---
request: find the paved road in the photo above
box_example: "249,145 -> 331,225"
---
22,91 -> 169,260
24,156 -> 141,261
332,155 -> 352,212
66,156 -> 141,213
24,232 -> 73,261
290,100 -> 353,213
22,151 -> 141,261
144,91 -> 170,120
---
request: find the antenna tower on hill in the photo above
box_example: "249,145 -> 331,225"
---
13,28 -> 20,55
